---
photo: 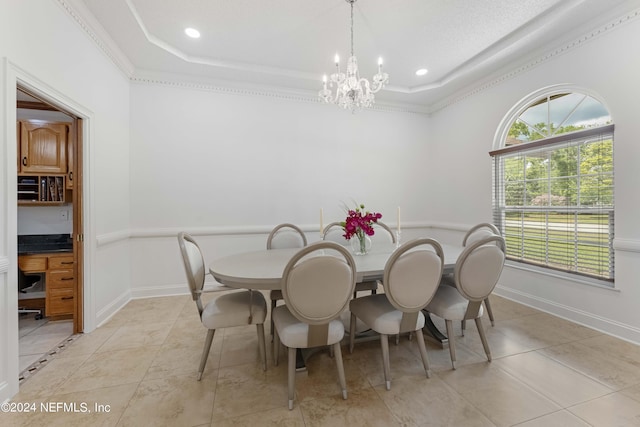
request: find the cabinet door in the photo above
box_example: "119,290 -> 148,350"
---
19,121 -> 68,174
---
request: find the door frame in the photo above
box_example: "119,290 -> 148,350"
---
2,59 -> 96,400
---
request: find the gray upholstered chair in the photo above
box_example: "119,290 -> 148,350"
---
177,232 -> 268,378
272,241 -> 356,410
459,223 -> 502,331
266,223 -> 308,341
322,220 -> 396,297
426,235 -> 506,369
349,238 -> 444,390
321,221 -> 348,244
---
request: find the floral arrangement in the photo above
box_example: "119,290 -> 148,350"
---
341,203 -> 382,254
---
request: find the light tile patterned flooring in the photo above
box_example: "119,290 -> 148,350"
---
5,292 -> 640,426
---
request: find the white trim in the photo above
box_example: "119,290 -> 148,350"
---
54,0 -> 135,78
97,222 -> 435,245
130,284 -> 189,300
614,238 -> 640,253
58,0 -> 640,114
0,256 -> 8,273
431,7 -> 640,113
494,285 -> 640,345
95,289 -> 131,327
130,75 -> 431,115
96,230 -> 131,247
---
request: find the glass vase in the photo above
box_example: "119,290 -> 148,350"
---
350,234 -> 372,255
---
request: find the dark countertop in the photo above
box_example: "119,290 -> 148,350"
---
18,234 -> 73,255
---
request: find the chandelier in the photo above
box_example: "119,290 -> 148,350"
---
319,0 -> 389,110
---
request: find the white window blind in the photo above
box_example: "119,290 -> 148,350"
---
490,125 -> 614,283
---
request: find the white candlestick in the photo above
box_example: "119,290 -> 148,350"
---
397,206 -> 401,232
320,208 -> 324,234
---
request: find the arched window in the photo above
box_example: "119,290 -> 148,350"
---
491,87 -> 614,284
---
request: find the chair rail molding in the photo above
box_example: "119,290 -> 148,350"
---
613,238 -> 640,253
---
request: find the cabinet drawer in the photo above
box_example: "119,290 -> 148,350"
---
18,256 -> 47,272
48,270 -> 75,287
49,255 -> 74,269
47,288 -> 74,316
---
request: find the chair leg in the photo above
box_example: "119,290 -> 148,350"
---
257,323 -> 267,371
414,330 -> 432,378
461,320 -> 466,336
444,320 -> 457,370
475,317 -> 492,362
287,347 -> 296,410
380,334 -> 391,390
484,297 -> 495,326
198,329 -> 215,380
273,329 -> 280,366
333,342 -> 348,400
270,300 -> 277,341
349,312 -> 356,353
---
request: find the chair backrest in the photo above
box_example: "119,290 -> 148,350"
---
383,238 -> 444,314
267,223 -> 307,249
454,235 -> 506,302
177,232 -> 206,313
371,221 -> 396,244
281,241 -> 356,327
462,223 -> 501,246
322,222 -> 348,245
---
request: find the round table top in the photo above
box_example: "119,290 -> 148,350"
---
209,242 -> 462,290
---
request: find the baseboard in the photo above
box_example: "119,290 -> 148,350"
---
96,289 -> 131,327
494,285 -> 640,345
0,380 -> 15,406
130,283 -> 189,299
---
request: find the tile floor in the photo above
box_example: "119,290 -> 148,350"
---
5,293 -> 640,426
18,315 -> 74,374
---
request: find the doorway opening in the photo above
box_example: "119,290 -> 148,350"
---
16,85 -> 85,379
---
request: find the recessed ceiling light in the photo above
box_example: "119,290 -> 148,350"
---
415,68 -> 428,76
184,28 -> 200,38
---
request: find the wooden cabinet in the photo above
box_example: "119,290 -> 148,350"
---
19,253 -> 75,318
18,120 -> 68,174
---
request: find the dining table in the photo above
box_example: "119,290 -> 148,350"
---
209,241 -> 463,368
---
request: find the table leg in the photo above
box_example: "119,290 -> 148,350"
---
422,310 -> 449,348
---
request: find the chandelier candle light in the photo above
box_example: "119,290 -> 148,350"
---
319,0 -> 389,110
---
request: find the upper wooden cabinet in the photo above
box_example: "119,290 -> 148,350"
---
18,120 -> 68,174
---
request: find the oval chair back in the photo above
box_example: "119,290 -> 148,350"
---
281,241 -> 356,327
462,223 -> 500,246
453,235 -> 506,303
322,222 -> 348,245
267,223 -> 307,249
383,238 -> 443,315
372,221 -> 396,244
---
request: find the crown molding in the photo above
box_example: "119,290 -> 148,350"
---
58,0 -> 640,115
55,0 -> 136,78
429,5 -> 640,113
130,73 -> 431,115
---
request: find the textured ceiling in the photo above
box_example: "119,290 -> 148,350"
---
80,0 -> 638,109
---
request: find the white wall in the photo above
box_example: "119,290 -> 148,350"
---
429,15 -> 640,342
128,83 -> 432,295
0,0 -> 131,401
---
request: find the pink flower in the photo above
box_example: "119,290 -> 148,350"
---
340,203 -> 382,240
